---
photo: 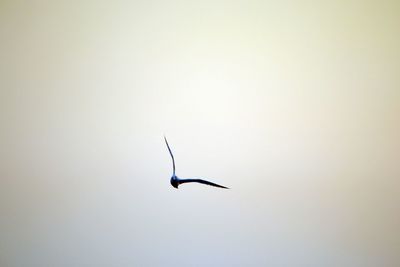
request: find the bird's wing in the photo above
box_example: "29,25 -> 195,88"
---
164,136 -> 175,176
179,178 -> 229,189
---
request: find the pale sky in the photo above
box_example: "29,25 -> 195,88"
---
0,0 -> 399,266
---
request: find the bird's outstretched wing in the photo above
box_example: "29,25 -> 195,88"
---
179,178 -> 229,189
164,136 -> 175,176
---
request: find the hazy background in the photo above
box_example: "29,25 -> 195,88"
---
0,0 -> 399,266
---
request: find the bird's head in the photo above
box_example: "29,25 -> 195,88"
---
170,176 -> 179,189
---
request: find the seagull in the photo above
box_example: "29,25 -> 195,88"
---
164,136 -> 229,189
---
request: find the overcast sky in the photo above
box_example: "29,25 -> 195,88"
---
1,0 -> 399,266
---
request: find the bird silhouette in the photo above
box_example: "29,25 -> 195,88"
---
164,136 -> 229,189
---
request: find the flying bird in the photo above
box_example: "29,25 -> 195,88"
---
164,136 -> 229,189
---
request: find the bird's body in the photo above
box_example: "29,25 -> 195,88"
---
164,136 -> 229,189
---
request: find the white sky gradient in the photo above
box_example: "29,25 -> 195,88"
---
1,0 -> 399,266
